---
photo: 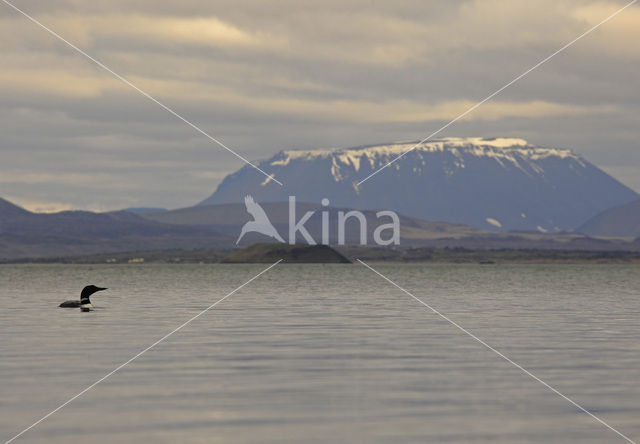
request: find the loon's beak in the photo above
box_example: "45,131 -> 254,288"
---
96,287 -> 108,292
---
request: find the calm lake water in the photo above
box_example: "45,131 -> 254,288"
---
1,264 -> 639,443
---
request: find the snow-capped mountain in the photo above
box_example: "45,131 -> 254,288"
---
199,137 -> 639,232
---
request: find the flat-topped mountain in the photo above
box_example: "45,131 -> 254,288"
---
199,137 -> 638,232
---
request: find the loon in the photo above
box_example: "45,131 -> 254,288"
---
59,285 -> 107,311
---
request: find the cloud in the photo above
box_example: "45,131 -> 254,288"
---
0,65 -> 613,125
4,196 -> 76,213
0,171 -> 115,185
0,0 -> 638,210
0,12 -> 283,49
572,1 -> 640,58
0,68 -> 116,98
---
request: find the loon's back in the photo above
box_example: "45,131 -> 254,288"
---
58,285 -> 107,309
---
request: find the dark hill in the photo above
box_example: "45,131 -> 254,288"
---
222,243 -> 351,263
0,197 -> 30,220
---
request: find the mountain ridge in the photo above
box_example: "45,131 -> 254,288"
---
0,197 -> 30,219
0,198 -> 234,259
2,195 -> 639,260
578,198 -> 640,238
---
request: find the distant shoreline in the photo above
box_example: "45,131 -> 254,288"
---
2,246 -> 639,265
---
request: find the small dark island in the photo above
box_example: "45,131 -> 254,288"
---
222,243 -> 351,264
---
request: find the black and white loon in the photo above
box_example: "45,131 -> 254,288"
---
59,285 -> 107,311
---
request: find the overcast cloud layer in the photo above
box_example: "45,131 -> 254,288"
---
0,0 -> 638,212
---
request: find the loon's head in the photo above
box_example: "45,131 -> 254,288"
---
80,286 -> 107,310
81,285 -> 108,299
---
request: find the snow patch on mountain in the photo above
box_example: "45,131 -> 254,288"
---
269,137 -> 579,183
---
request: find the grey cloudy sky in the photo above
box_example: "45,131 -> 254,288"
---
1,0 -> 638,212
